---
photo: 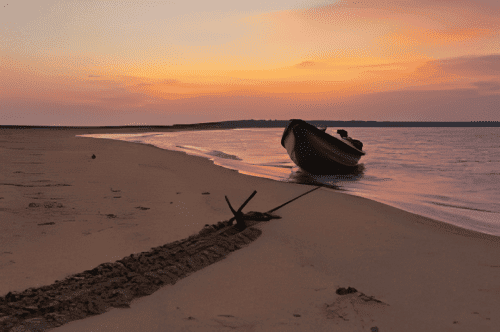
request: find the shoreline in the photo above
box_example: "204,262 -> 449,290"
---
79,128 -> 500,238
1,127 -> 499,331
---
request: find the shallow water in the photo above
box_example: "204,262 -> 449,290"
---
80,127 -> 500,236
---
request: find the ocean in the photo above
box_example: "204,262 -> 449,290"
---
80,127 -> 500,236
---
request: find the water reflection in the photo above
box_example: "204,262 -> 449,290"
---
288,164 -> 365,190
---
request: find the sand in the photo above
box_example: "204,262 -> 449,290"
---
1,127 -> 499,331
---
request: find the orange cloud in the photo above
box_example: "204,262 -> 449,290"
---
258,0 -> 500,65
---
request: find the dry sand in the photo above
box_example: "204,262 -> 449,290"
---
1,127 -> 499,331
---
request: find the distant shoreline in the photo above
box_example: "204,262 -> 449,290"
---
1,119 -> 500,130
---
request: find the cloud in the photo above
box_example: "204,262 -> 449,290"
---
376,54 -> 500,92
160,79 -> 179,85
294,61 -> 334,69
261,0 -> 500,64
296,61 -> 315,67
2,83 -> 499,126
437,54 -> 500,76
294,61 -> 332,70
472,81 -> 500,91
324,88 -> 500,121
134,79 -> 179,88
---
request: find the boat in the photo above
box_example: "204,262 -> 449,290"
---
281,119 -> 365,174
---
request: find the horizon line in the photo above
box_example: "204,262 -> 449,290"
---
2,119 -> 500,130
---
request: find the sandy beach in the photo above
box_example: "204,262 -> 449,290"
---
1,127 -> 499,332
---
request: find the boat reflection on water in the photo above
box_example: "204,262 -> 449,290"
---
288,163 -> 365,190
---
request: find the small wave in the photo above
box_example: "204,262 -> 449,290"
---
137,133 -> 163,138
206,150 -> 242,160
363,177 -> 392,182
258,164 -> 295,169
176,145 -> 193,150
429,201 -> 497,213
176,145 -> 208,153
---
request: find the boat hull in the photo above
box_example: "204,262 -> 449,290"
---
281,119 -> 365,174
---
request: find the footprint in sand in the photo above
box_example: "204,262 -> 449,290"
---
325,288 -> 389,330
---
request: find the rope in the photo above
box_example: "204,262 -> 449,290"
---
267,186 -> 322,213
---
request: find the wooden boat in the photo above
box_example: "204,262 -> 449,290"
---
281,119 -> 365,174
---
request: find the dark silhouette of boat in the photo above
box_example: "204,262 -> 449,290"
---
281,119 -> 365,174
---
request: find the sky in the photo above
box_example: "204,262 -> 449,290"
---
1,0 -> 499,125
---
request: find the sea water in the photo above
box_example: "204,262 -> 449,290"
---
80,127 -> 500,236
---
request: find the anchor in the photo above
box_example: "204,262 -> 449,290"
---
224,186 -> 321,231
225,190 -> 257,230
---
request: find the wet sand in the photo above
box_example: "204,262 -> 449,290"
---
0,127 -> 499,331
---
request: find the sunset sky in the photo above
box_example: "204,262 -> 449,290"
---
1,0 -> 499,125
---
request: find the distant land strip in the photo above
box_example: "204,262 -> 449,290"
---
1,120 -> 500,130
